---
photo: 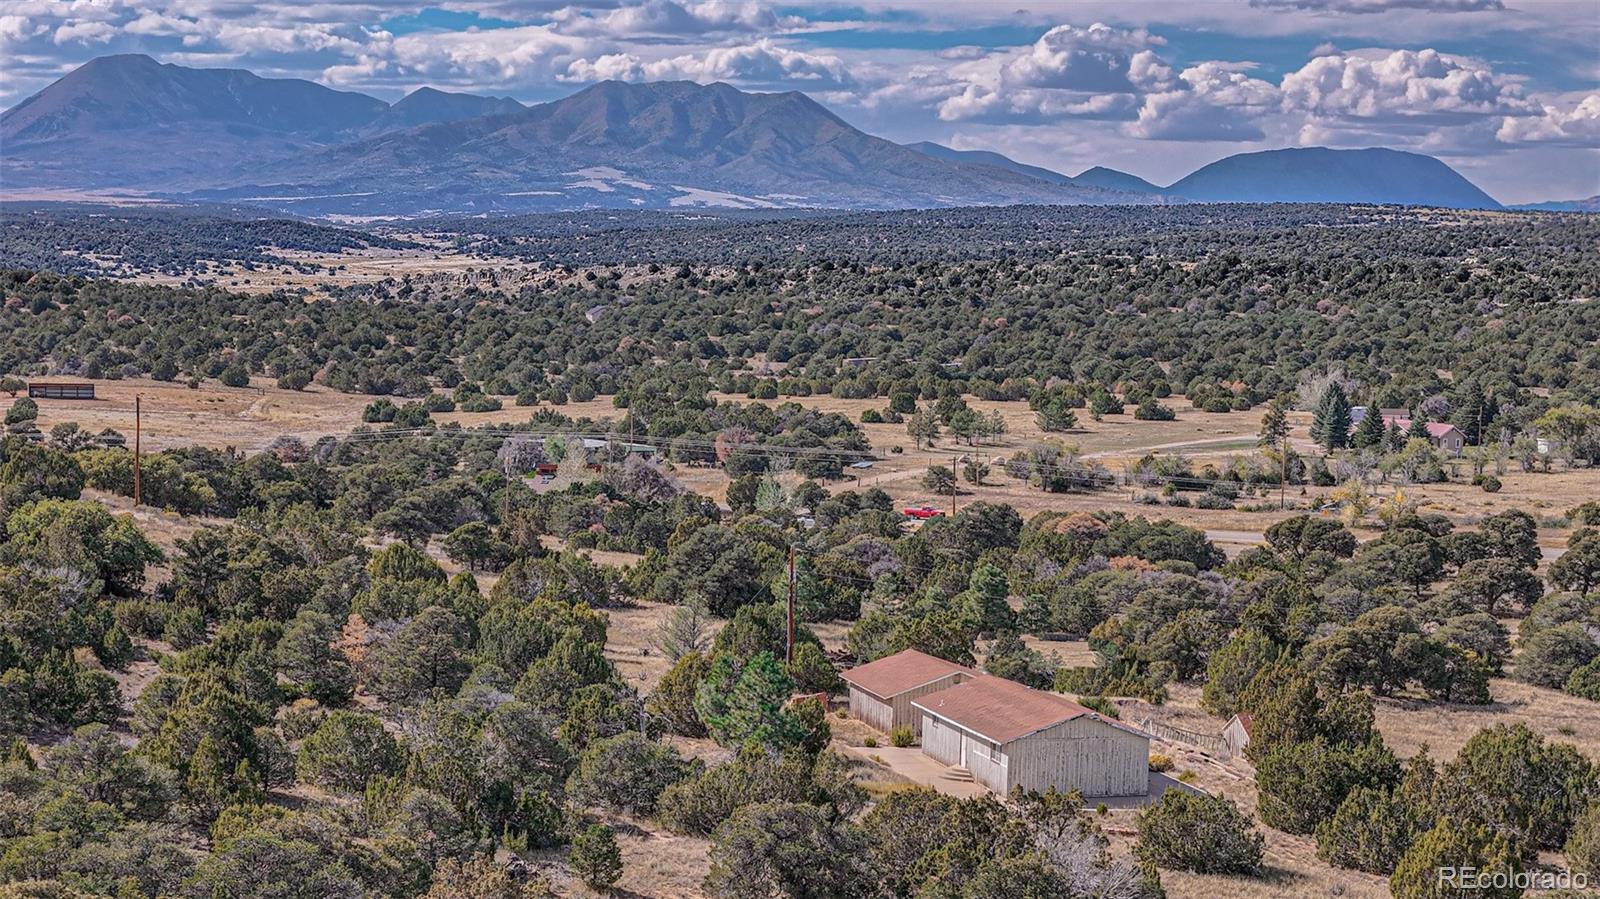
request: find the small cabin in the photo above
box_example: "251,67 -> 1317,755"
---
27,381 -> 96,400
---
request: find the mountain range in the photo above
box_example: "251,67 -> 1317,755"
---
0,53 -> 1542,216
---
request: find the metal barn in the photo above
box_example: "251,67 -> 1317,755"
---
27,381 -> 96,400
840,649 -> 976,735
914,675 -> 1150,798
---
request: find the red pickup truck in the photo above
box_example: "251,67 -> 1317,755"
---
903,505 -> 946,520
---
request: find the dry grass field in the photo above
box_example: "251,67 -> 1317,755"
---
25,376 -> 376,453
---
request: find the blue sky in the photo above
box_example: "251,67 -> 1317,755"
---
3,0 -> 1596,202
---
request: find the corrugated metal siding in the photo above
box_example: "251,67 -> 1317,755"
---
1004,718 -> 1149,797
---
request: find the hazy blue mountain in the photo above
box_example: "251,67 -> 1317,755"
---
904,141 -> 1075,185
364,87 -> 524,133
1163,147 -> 1501,209
0,54 -> 387,188
193,80 -> 1142,214
2,55 -> 1508,215
3,56 -> 520,190
1509,196 -> 1600,212
1073,166 -> 1162,195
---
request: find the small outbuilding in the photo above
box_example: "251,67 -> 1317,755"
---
913,675 -> 1150,798
1221,713 -> 1253,760
27,381 -> 95,400
840,649 -> 976,735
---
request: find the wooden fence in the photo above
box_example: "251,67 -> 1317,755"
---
1137,717 -> 1231,760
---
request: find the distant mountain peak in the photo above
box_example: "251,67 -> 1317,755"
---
1072,166 -> 1161,195
1165,146 -> 1500,209
1,55 -> 1504,214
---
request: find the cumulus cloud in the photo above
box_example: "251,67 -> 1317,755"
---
1126,90 -> 1267,140
53,20 -> 117,45
1251,0 -> 1504,11
1002,23 -> 1169,93
934,22 -> 1170,123
1124,62 -> 1277,140
0,14 -> 47,46
1279,48 -> 1532,120
323,24 -> 585,87
564,39 -> 853,88
1497,93 -> 1600,144
550,0 -> 800,36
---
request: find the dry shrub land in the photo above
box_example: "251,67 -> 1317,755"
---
0,205 -> 1597,898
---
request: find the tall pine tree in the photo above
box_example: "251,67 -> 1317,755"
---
1353,408 -> 1386,449
1310,384 -> 1353,451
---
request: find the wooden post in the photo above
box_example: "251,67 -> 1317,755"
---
1280,434 -> 1287,510
133,394 -> 142,507
785,544 -> 796,665
940,457 -> 953,515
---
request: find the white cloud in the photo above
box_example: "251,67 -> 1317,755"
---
564,39 -> 854,88
214,23 -> 362,54
1126,89 -> 1268,140
1497,92 -> 1600,144
551,0 -> 800,36
1123,62 -> 1277,141
0,15 -> 46,46
52,20 -> 116,45
123,12 -> 204,38
1279,48 -> 1533,120
1251,0 -> 1504,12
1003,23 -> 1168,93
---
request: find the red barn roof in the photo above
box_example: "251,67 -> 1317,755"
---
912,675 -> 1148,744
840,649 -> 975,698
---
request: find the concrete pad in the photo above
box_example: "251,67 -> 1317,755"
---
844,744 -> 991,799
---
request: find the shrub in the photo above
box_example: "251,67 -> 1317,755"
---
1076,695 -> 1121,719
1148,754 -> 1173,772
569,824 -> 622,890
889,726 -> 914,748
1565,658 -> 1600,701
565,732 -> 697,816
219,364 -> 251,388
296,711 -> 405,795
863,737 -> 878,748
1134,791 -> 1264,875
1566,803 -> 1600,878
1391,817 -> 1524,899
1479,475 -> 1502,493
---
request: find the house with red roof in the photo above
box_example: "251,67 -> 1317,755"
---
1383,416 -> 1466,456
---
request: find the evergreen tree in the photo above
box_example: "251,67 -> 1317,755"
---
1310,384 -> 1352,451
695,652 -> 809,751
1258,398 -> 1289,449
570,824 -> 623,890
1385,421 -> 1407,452
1353,408 -> 1386,449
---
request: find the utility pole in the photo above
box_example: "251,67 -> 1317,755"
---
950,461 -> 958,515
133,394 -> 142,506
785,544 -> 796,665
1280,433 -> 1288,510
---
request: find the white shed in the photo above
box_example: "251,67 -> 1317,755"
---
913,675 -> 1150,798
840,649 -> 976,735
1221,713 -> 1253,760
